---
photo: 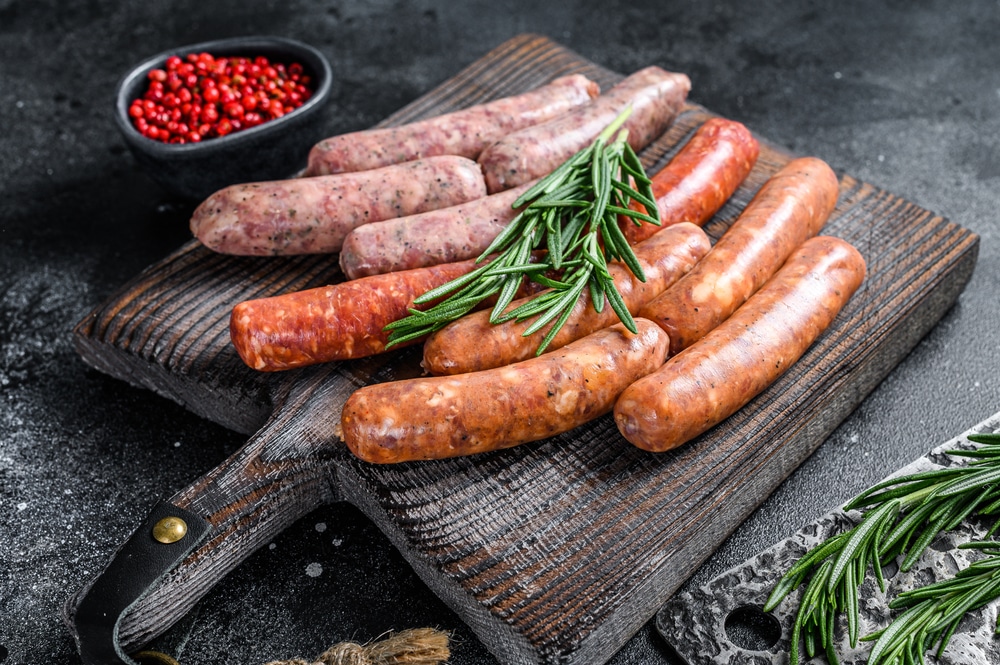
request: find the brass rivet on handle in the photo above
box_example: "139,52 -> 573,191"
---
151,516 -> 188,544
132,651 -> 181,665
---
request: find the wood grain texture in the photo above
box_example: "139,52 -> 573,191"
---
71,34 -> 979,665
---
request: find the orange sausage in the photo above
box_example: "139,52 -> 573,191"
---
229,259 -> 482,371
621,117 -> 759,244
615,236 -> 866,452
639,156 -> 839,356
342,320 -> 670,463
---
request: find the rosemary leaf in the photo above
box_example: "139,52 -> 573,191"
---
604,209 -> 647,282
547,208 -> 563,269
521,276 -> 588,337
603,274 -> 638,334
607,204 -> 660,225
609,179 -> 657,214
846,561 -> 859,647
535,295 -> 581,355
589,276 -> 605,314
947,447 -> 1000,460
936,465 -> 1000,498
829,500 -> 899,589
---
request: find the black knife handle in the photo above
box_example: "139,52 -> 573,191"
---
65,501 -> 211,665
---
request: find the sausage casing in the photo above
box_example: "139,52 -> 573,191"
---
639,156 -> 839,356
422,222 -> 710,375
191,156 -> 487,256
615,236 -> 866,452
478,66 -> 691,193
338,182 -> 533,279
342,320 -> 670,463
229,259 -> 481,371
621,117 -> 760,244
305,75 -> 600,176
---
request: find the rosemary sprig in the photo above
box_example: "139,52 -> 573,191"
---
764,432 -> 1000,665
862,541 -> 1000,665
384,106 -> 660,353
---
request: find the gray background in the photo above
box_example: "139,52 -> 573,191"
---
2,1 -> 998,663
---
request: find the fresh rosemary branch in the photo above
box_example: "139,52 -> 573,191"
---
384,106 -> 660,353
764,432 -> 1000,665
862,541 -> 1000,665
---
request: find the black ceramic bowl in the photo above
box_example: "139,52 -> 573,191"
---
114,36 -> 333,201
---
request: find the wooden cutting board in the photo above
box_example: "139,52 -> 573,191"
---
70,34 -> 979,665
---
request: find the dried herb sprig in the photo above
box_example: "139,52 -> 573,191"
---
862,540 -> 1000,665
764,432 -> 1000,665
384,106 -> 660,354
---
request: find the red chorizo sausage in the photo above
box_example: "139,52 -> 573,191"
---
478,67 -> 691,193
305,75 -> 600,176
621,117 -> 759,244
341,320 -> 670,463
338,181 -> 533,279
421,222 -> 710,375
639,156 -> 839,356
615,236 -> 866,452
229,259 -> 481,371
191,156 -> 487,256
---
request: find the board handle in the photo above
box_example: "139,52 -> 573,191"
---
63,372 -> 346,663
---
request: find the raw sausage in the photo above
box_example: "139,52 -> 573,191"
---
478,66 -> 691,193
338,182 -> 533,279
191,156 -> 487,256
422,222 -> 710,375
639,156 -> 839,356
614,235 -> 866,452
229,259 -> 482,371
305,75 -> 600,176
341,320 -> 670,463
621,117 -> 759,244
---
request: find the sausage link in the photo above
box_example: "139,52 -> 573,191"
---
338,182 -> 533,279
341,320 -> 670,463
621,117 -> 760,244
305,75 -> 600,176
422,222 -> 710,375
615,236 -> 866,452
639,156 -> 839,356
191,156 -> 487,256
229,259 -> 481,371
478,67 -> 691,193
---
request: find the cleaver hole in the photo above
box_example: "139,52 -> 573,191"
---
724,605 -> 781,651
0,645 -> 7,662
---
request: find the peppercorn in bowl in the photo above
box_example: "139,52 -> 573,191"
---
114,36 -> 333,201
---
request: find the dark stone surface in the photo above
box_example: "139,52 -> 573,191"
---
1,1 -> 998,663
